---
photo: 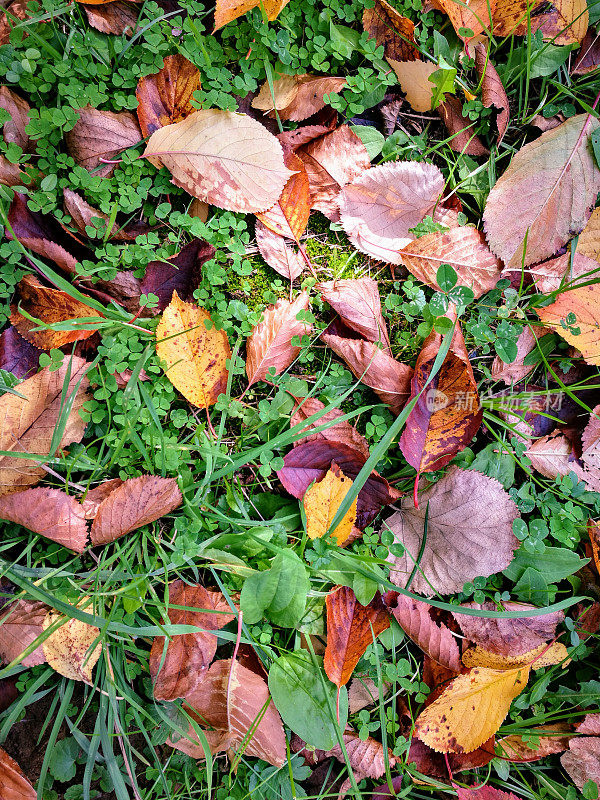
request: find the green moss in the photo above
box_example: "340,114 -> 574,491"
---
227,257 -> 287,313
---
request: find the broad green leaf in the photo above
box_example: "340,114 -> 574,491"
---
504,547 -> 588,583
240,551 -> 310,628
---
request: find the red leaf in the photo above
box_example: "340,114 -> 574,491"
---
140,239 -> 215,311
0,327 -> 39,379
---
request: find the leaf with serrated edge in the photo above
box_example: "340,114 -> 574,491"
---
462,641 -> 569,670
0,599 -> 47,667
0,747 -> 36,799
255,221 -> 304,281
256,147 -> 310,241
0,486 -> 88,552
290,397 -> 370,459
214,0 -> 290,29
536,284 -> 600,366
136,54 -> 200,138
303,463 -> 358,545
317,278 -> 391,351
561,737 -> 600,796
387,593 -> 461,671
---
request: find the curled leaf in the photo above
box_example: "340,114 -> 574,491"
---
317,278 -> 391,351
136,54 -> 201,137
0,486 -> 88,552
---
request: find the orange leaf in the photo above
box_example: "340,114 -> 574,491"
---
536,284 -> 600,365
493,0 -> 587,44
256,147 -> 311,241
363,0 -> 419,61
303,462 -> 358,545
136,55 -> 201,138
213,0 -> 290,29
0,486 -> 88,552
317,278 -> 391,352
431,0 -> 495,38
0,747 -> 36,799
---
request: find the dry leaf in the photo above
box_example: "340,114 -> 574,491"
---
577,206 -> 600,260
141,239 -> 215,311
399,324 -> 483,473
156,291 -> 230,408
0,747 -> 36,799
255,221 -> 305,281
475,44 -> 509,142
363,0 -> 419,61
561,737 -> 600,797
66,105 -> 141,177
339,161 -> 445,263
303,462 -> 358,545
290,397 -> 370,459
245,292 -> 311,387
530,251 -> 600,294
573,29 -> 600,74
0,154 -> 27,187
42,608 -> 101,684
324,586 -> 390,687
317,278 -> 391,352
0,358 -> 90,495
251,74 -> 299,113
143,110 -> 293,212
0,327 -> 39,379
149,580 -> 235,701
214,0 -> 290,30
82,1 -> 139,36
400,226 -> 502,298
525,432 -> 588,482
388,59 -> 438,112
497,725 -> 572,762
432,0 -> 495,38
90,475 -> 182,545
386,466 -> 519,596
583,406 -> 600,472
136,55 -> 200,137
256,146 -> 311,240
348,676 -> 390,713
415,665 -> 529,753
80,478 -> 124,519
0,599 -> 47,667
462,641 -> 569,669
493,0 -> 588,44
579,715 -> 600,735
0,86 -> 31,151
483,114 -> 600,269
252,74 -> 346,122
0,486 -> 88,552
321,332 -> 413,415
536,283 -> 600,365
437,94 -> 490,156
491,325 -> 550,384
63,188 -> 149,242
457,787 -> 525,800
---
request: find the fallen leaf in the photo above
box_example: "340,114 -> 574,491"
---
572,29 -> 600,74
0,0 -> 29,46
348,675 -> 390,713
10,275 -> 101,350
400,226 -> 502,298
303,463 -> 358,545
143,110 -> 293,212
0,327 -> 39,379
256,145 -> 311,240
189,198 -> 209,222
493,0 -> 588,44
42,608 -> 101,684
245,291 -> 311,387
0,358 -> 90,495
324,586 -> 390,687
141,239 -> 215,311
90,475 -> 182,544
0,486 -> 88,552
497,725 -> 572,761
278,440 -> 401,529
583,405 -> 600,472
386,466 -> 519,596
0,599 -> 47,667
388,59 -> 438,112
363,0 -> 419,61
66,105 -> 141,177
530,251 -> 599,294
82,1 -> 139,35
297,125 -> 371,222
536,283 -> 600,365
0,86 -> 31,151
156,291 -> 230,408
525,431 -> 588,482
578,715 -> 600,735
214,0 -> 290,29
252,74 -> 347,122
339,161 -> 445,263
0,747 -> 36,799
321,332 -> 413,415
149,580 -> 235,700
415,665 -> 529,753
0,155 -> 27,187
491,325 -> 551,384
78,270 -> 142,314
80,478 -> 124,519
290,396 -> 370,459
483,114 -> 600,269
462,641 -> 569,669
577,206 -> 600,260
452,602 -> 563,656
136,55 -> 201,137
251,74 -> 299,113
63,188 -> 149,242
475,44 -> 509,142
457,787 -> 525,800
317,278 -> 391,351
386,593 -> 461,671
399,324 -> 483,473
432,0 -> 495,37
437,94 -> 490,155
561,737 -> 600,797
255,221 -> 305,281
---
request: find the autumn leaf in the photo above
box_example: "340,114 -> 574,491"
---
63,188 -> 149,241
0,486 -> 88,552
0,358 -> 90,495
0,747 -> 36,799
143,110 -> 294,212
141,239 -> 215,311
493,0 -> 588,44
256,145 -> 311,241
149,580 -> 235,701
483,114 -> 600,269
529,251 -> 599,294
339,161 -> 445,264
82,1 -> 139,36
577,206 -> 600,259
415,665 -> 529,753
386,466 -> 519,596
431,0 -> 494,38
456,787 -> 525,800
400,227 -> 502,298
42,607 -> 101,684
363,0 -> 419,61
475,44 -> 509,143
156,291 -> 231,408
255,221 -> 305,281
303,462 -> 358,545
491,325 -> 550,384
90,475 -> 182,545
572,29 -> 600,74
252,74 -> 347,122
525,432 -> 591,484
290,396 -> 370,459
0,599 -> 47,667
536,283 -> 600,365
80,478 -> 123,519
462,641 -> 569,670
579,715 -> 600,734
136,54 -> 200,137
0,327 -> 39,379
399,323 -> 483,473
66,105 -> 141,178
245,292 -> 311,387
437,95 -> 490,156
388,60 -> 439,112
0,86 -> 31,151
497,725 -> 573,762
583,407 -> 600,473
561,737 -> 600,797
324,586 -> 390,687
213,0 -> 290,30
317,278 -> 391,352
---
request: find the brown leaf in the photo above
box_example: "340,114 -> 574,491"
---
530,251 -> 599,294
491,325 -> 550,384
405,736 -> 495,778
536,283 -> 600,365
452,602 -> 563,656
290,397 -> 370,459
297,125 -> 371,222
0,358 -> 90,495
82,1 -> 139,35
456,788 -> 525,800
475,44 -> 509,142
317,278 -> 391,352
431,0 -> 495,38
0,86 -> 31,151
256,145 -> 311,240
483,114 -> 600,269
63,188 -> 149,242
149,580 -> 235,700
577,206 -> 600,260
386,466 -> 519,596
0,155 -> 27,187
42,607 -> 101,683
525,431 -> 588,481
90,475 -> 182,545
136,55 -> 201,137
579,715 -> 600,735
328,729 -> 396,785
252,74 -> 347,122
324,586 -> 390,687
277,440 -> 401,528
255,221 -> 305,281
437,94 -> 490,155
400,226 -> 502,298
0,1 -> 29,45
0,747 -> 36,799
321,332 -> 413,415
213,0 -> 290,30
140,239 -> 215,310
583,405 -> 600,471
493,0 -> 588,44
0,486 -> 88,552
339,161 -> 445,263
80,478 -> 124,519
573,29 -> 600,74
386,592 -> 461,671
0,599 -> 47,667
78,270 -> 142,314
399,323 -> 483,473
10,275 -> 101,350
0,327 -> 39,379
561,737 -> 600,796
348,675 -> 390,713
497,725 -> 572,762
245,291 -> 311,386
389,60 -> 439,113
66,105 -> 141,177
363,0 -> 419,61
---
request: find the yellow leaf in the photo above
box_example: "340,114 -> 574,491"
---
214,0 -> 290,29
577,207 -> 600,261
303,463 -> 357,545
537,284 -> 600,366
462,642 -> 569,670
415,666 -> 529,753
42,609 -> 101,684
156,291 -> 231,409
387,59 -> 438,112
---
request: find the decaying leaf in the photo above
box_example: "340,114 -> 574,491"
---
497,725 -> 572,762
0,358 -> 90,495
0,486 -> 88,552
475,44 -> 509,142
363,0 -> 419,61
457,787 -> 525,800
143,110 -> 293,212
0,747 -> 36,799
245,292 -> 311,386
255,221 -> 305,281
0,327 -> 39,379
483,114 -> 600,269
214,0 -> 290,30
63,188 -> 148,241
0,86 -> 31,151
80,478 -> 124,519
536,283 -> 600,365
561,737 -> 600,797
583,406 -> 600,471
338,161 -> 444,263
136,54 -> 201,137
303,462 -> 358,545
90,475 -> 182,545
141,239 -> 215,311
530,251 -> 599,294
324,586 -> 390,687
415,665 -> 529,753
290,397 -> 370,459
572,29 -> 600,75
491,325 -> 550,384
577,206 -> 600,261
388,59 -> 438,113
432,0 -> 495,38
492,0 -> 588,44
386,466 -> 519,596
256,147 -> 311,241
317,278 -> 391,351
462,641 -> 569,670
82,1 -> 139,36
42,608 -> 101,684
252,74 -> 347,122
66,105 -> 141,177
156,291 -> 231,408
437,94 -> 490,156
525,432 -> 589,484
0,599 -> 47,667
149,580 -> 235,701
